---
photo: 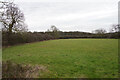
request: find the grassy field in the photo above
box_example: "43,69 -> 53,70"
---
3,39 -> 118,78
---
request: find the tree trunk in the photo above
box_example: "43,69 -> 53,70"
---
7,24 -> 13,45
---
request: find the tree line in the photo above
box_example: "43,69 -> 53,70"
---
2,25 -> 119,46
0,1 -> 119,46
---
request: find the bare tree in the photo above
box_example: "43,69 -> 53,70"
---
92,28 -> 107,34
110,24 -> 120,33
0,1 -> 27,34
47,25 -> 60,38
47,25 -> 59,32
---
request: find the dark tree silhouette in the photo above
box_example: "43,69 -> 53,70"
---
0,1 -> 27,34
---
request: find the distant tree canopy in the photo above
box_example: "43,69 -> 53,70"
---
0,1 -> 28,34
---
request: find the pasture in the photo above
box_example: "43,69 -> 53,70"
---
2,39 -> 118,78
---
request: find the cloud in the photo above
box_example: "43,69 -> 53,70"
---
14,0 -> 119,32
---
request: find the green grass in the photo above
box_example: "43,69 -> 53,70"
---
3,39 -> 118,78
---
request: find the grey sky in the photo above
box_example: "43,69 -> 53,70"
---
13,0 -> 119,32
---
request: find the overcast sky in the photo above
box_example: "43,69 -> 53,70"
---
13,0 -> 119,32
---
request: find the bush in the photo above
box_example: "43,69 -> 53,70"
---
2,32 -> 54,46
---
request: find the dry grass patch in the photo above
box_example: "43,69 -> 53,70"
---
2,61 -> 49,78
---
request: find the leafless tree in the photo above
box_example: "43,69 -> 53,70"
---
47,25 -> 59,32
47,25 -> 60,38
110,24 -> 120,33
92,28 -> 107,34
0,1 -> 28,34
